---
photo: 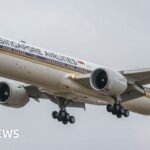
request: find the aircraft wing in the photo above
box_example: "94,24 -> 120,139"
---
24,68 -> 150,108
70,71 -> 147,102
24,84 -> 86,109
72,68 -> 150,87
121,68 -> 150,85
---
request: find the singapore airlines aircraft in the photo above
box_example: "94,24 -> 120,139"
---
0,36 -> 150,125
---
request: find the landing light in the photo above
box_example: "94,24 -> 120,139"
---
70,74 -> 76,79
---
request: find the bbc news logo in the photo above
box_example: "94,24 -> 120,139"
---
0,129 -> 20,139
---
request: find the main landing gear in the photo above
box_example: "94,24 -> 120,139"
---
52,109 -> 75,125
106,103 -> 130,118
51,97 -> 75,125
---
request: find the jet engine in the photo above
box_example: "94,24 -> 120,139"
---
0,82 -> 29,108
90,68 -> 128,96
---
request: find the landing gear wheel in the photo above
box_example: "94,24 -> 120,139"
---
59,110 -> 66,118
62,120 -> 68,125
106,104 -> 113,112
65,113 -> 70,121
124,109 -> 129,117
112,109 -> 116,115
114,104 -> 120,112
120,106 -> 125,114
52,111 -> 58,119
117,113 -> 122,118
57,116 -> 62,122
69,116 -> 75,124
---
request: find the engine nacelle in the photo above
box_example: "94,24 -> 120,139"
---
90,68 -> 128,96
0,82 -> 29,108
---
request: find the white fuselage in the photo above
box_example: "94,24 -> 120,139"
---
0,36 -> 150,115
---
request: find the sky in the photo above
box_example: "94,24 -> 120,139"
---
0,0 -> 150,149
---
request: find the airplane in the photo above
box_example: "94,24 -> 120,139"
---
0,36 -> 150,125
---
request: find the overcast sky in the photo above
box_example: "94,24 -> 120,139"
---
0,0 -> 150,149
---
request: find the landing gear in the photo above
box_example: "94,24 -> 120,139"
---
106,103 -> 130,118
69,116 -> 75,124
124,109 -> 130,117
50,97 -> 76,125
106,104 -> 113,112
52,109 -> 75,125
52,111 -> 59,119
